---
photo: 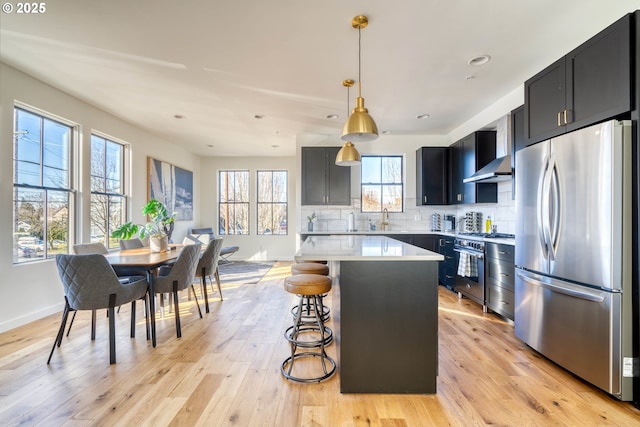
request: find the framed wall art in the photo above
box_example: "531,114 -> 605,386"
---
148,157 -> 193,220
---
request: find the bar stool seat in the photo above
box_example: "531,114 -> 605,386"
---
282,274 -> 336,383
290,263 -> 330,324
291,262 -> 329,275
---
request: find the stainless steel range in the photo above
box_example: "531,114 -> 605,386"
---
454,233 -> 515,309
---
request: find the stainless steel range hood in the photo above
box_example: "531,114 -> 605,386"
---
463,155 -> 513,183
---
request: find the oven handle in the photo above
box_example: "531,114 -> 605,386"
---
454,248 -> 484,260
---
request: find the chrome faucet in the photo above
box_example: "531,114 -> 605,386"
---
381,208 -> 389,231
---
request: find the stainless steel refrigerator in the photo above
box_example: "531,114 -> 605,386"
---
515,119 -> 634,401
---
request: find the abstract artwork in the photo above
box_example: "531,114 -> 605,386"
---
148,157 -> 193,220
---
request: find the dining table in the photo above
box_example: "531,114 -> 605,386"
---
105,245 -> 183,347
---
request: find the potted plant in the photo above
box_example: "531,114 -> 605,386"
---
111,199 -> 176,252
306,212 -> 317,232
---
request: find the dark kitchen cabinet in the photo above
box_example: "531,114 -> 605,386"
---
484,242 -> 515,321
416,147 -> 448,205
301,147 -> 351,205
437,235 -> 456,290
414,234 -> 437,252
525,13 -> 632,144
511,105 -> 525,199
449,131 -> 497,205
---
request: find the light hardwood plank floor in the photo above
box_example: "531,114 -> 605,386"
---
1,261 -> 639,426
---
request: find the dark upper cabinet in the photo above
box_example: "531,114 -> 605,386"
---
301,147 -> 351,205
416,147 -> 448,205
525,13 -> 632,144
511,105 -> 525,199
449,131 -> 497,205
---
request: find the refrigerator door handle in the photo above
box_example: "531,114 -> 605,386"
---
540,155 -> 554,260
516,270 -> 605,303
548,158 -> 560,260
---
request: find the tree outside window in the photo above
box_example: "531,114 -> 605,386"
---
13,107 -> 73,263
219,170 -> 249,235
90,135 -> 126,249
257,170 -> 287,235
361,155 -> 404,213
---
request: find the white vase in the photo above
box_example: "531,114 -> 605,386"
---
150,235 -> 168,252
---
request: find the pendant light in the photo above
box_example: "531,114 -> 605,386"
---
336,79 -> 361,166
341,15 -> 378,142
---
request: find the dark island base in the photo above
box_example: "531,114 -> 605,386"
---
337,260 -> 438,393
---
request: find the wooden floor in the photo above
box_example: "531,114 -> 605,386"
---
1,261 -> 639,426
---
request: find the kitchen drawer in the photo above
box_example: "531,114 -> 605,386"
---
455,274 -> 484,305
486,282 -> 514,320
485,243 -> 515,262
486,258 -> 515,289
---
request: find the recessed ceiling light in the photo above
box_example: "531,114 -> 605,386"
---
326,114 -> 339,120
416,114 -> 430,119
206,144 -> 214,148
254,114 -> 264,119
382,130 -> 392,134
174,114 -> 184,119
468,55 -> 491,66
272,145 -> 280,148
465,75 -> 476,81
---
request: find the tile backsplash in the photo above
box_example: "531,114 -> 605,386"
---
301,181 -> 516,234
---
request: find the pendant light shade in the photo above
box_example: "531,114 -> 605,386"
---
336,79 -> 361,166
336,141 -> 361,166
341,15 -> 378,142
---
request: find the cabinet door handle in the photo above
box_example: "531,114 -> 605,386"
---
557,111 -> 562,127
563,109 -> 570,124
424,196 -> 427,204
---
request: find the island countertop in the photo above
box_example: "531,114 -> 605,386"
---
295,235 -> 444,262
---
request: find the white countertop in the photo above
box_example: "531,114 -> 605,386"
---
296,235 -> 444,262
299,230 -> 515,246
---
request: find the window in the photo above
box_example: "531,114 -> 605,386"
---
90,134 -> 127,249
361,155 -> 403,213
219,170 -> 249,235
13,107 -> 74,263
257,170 -> 288,235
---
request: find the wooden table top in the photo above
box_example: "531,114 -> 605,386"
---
105,246 -> 183,268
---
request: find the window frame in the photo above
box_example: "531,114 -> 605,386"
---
12,105 -> 76,264
360,155 -> 404,213
218,170 -> 250,235
89,133 -> 128,249
256,170 -> 288,236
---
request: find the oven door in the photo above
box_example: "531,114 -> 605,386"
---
454,248 -> 485,305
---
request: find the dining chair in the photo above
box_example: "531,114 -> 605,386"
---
119,237 -> 145,250
190,227 -> 239,262
196,238 -> 224,313
49,254 -> 149,365
152,244 -> 202,338
70,242 -> 148,338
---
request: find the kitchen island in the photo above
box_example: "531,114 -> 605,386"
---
295,235 -> 443,393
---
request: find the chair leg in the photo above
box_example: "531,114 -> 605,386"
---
48,301 -> 71,364
108,294 -> 117,364
130,300 -> 136,338
172,281 -> 182,338
214,268 -> 223,301
191,285 -> 203,319
65,310 -> 77,337
144,294 -> 150,341
201,267 -> 209,313
91,309 -> 97,340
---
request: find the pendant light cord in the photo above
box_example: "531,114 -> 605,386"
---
358,24 -> 362,98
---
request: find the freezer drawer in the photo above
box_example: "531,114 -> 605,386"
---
514,268 -> 632,400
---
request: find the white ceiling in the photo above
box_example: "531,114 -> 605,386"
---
1,1 -> 637,157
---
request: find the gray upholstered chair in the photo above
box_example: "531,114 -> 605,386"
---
73,242 -> 109,255
119,237 -> 145,250
49,254 -> 149,365
190,227 -> 239,261
196,238 -> 224,312
153,244 -> 202,338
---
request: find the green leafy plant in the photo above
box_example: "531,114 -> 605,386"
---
306,212 -> 317,223
111,199 -> 176,240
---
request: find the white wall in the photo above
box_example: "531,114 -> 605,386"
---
198,156 -> 297,261
0,63 -> 201,332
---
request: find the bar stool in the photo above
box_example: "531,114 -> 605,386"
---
282,274 -> 336,383
291,263 -> 330,324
